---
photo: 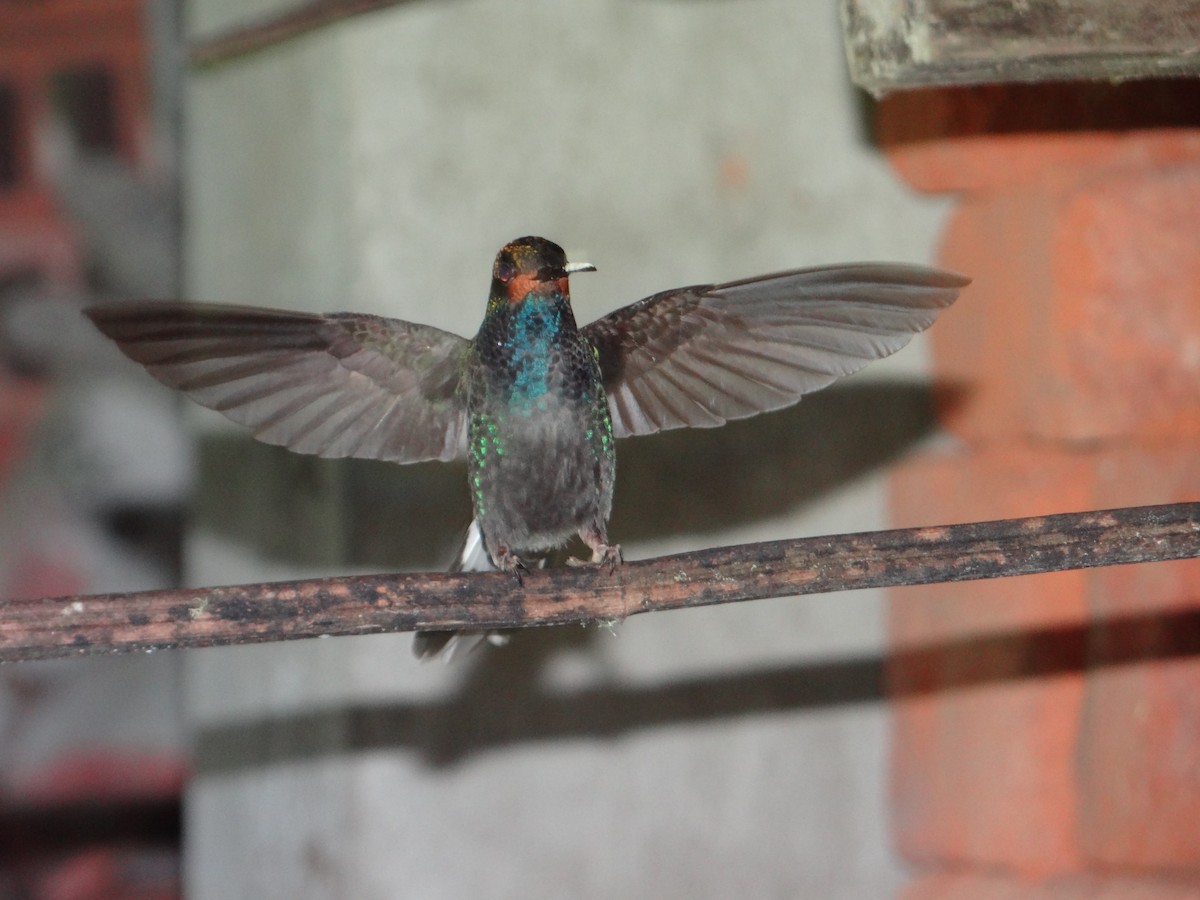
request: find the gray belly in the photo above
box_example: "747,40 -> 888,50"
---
470,407 -> 615,554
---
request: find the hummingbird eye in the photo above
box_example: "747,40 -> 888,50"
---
496,256 -> 516,283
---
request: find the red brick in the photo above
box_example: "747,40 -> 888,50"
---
891,444 -> 1200,877
883,76 -> 1200,897
902,871 -> 1200,900
1077,448 -> 1200,870
16,751 -> 188,804
0,378 -> 46,488
889,446 -> 1095,876
878,83 -> 1200,194
0,189 -> 85,290
38,848 -> 180,900
932,163 -> 1200,442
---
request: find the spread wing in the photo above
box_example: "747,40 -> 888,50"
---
582,263 -> 968,438
87,302 -> 470,463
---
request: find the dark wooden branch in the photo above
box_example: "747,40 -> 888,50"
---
842,0 -> 1200,95
2,503 -> 1197,662
190,0 -> 408,67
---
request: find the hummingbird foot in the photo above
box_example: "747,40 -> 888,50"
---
593,543 -> 622,573
576,528 -> 622,574
493,546 -> 528,584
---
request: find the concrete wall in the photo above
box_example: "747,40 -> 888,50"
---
183,1 -> 950,896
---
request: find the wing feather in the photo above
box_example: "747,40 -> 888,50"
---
582,263 -> 968,438
87,302 -> 470,463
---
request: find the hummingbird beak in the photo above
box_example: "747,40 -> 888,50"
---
535,259 -> 596,283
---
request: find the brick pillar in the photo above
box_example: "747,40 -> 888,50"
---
880,83 -> 1200,897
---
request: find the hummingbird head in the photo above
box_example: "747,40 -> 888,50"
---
491,236 -> 595,305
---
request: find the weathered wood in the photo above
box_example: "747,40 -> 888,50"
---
190,0 -> 407,67
842,0 -> 1200,95
1,503 -> 1197,662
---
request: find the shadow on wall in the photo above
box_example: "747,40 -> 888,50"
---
193,380 -> 946,569
192,604 -> 1200,771
876,78 -> 1200,145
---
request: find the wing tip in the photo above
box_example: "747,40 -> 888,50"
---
928,269 -> 972,290
83,302 -> 134,338
860,264 -> 971,294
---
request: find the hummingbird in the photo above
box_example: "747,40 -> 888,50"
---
87,236 -> 968,658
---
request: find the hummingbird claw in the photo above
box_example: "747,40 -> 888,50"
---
578,527 -> 621,574
493,546 -> 527,584
567,547 -> 620,573
594,543 -> 622,574
577,540 -> 621,573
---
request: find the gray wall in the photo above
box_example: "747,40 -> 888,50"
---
184,1 -> 949,896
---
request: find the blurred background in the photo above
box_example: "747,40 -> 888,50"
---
2,0 -> 1199,898
0,0 -> 185,896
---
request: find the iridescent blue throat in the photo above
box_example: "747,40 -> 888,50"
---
507,294 -> 565,411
